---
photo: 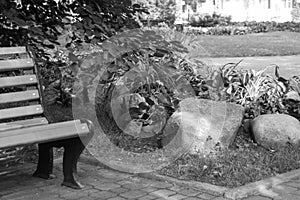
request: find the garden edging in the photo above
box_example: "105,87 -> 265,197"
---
224,167 -> 300,199
79,154 -> 300,200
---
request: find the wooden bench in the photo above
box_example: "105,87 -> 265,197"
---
0,46 -> 94,189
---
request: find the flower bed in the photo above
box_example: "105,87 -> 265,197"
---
158,129 -> 300,188
38,27 -> 300,188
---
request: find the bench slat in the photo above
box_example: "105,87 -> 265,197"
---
0,47 -> 27,55
0,75 -> 37,88
0,90 -> 40,104
0,117 -> 48,132
0,59 -> 34,71
0,122 -> 89,149
0,119 -> 80,136
0,105 -> 43,120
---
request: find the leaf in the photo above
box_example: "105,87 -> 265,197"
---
290,78 -> 300,94
42,43 -> 55,49
92,15 -> 103,24
285,91 -> 300,102
69,62 -> 79,74
12,17 -> 28,27
68,52 -> 79,62
62,18 -> 71,24
156,93 -> 170,105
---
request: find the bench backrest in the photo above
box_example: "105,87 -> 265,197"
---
0,47 -> 45,123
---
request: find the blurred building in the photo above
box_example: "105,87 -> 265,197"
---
177,0 -> 299,22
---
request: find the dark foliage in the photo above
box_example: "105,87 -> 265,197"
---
0,0 -> 146,58
189,13 -> 232,27
0,0 -> 147,105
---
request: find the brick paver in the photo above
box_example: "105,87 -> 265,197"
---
244,196 -> 273,200
197,193 -> 217,199
168,194 -> 186,200
150,189 -> 177,198
1,160 -> 300,200
0,161 -> 222,200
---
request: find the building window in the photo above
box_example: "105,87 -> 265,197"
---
283,0 -> 286,8
287,0 -> 291,8
182,4 -> 186,12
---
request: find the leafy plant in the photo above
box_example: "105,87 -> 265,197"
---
283,76 -> 300,120
80,28 -> 216,149
189,62 -> 291,119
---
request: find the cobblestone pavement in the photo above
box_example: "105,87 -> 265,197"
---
0,161 -> 223,200
1,161 -> 300,200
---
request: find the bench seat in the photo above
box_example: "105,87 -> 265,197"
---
0,46 -> 94,190
0,120 -> 90,149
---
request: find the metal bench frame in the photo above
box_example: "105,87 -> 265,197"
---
0,46 -> 94,189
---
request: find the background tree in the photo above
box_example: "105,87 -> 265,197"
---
133,0 -> 176,26
0,0 -> 146,58
292,1 -> 300,22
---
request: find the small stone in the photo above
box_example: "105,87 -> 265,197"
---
250,114 -> 300,147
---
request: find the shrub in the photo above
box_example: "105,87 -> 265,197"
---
186,19 -> 300,35
74,28 -> 211,149
184,26 -> 250,35
189,13 -> 232,27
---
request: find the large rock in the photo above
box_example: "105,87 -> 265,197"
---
161,98 -> 244,154
250,114 -> 300,147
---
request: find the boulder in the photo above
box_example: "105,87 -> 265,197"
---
250,114 -> 300,147
161,98 -> 244,154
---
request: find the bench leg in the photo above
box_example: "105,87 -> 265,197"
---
61,137 -> 85,190
33,143 -> 56,179
62,119 -> 94,190
33,120 -> 94,190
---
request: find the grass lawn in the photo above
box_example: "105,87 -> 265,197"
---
195,31 -> 300,57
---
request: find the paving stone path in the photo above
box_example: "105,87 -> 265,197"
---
0,161 -> 223,200
0,160 -> 300,200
